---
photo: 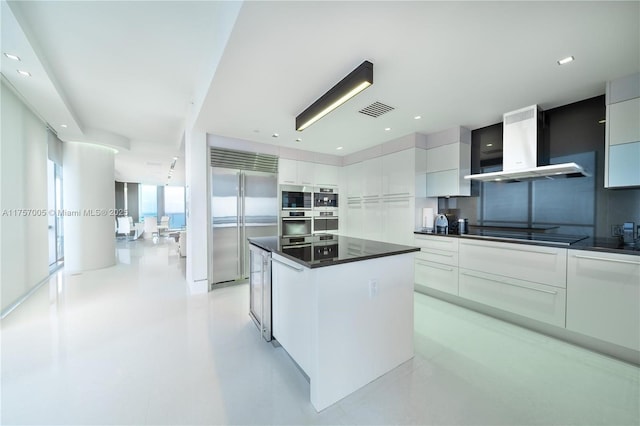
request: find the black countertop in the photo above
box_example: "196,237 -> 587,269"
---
414,229 -> 640,256
249,234 -> 420,269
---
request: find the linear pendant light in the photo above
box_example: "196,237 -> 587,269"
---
296,60 -> 373,131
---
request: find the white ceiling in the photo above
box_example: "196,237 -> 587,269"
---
2,1 -> 639,183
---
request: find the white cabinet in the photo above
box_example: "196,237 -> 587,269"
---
346,162 -> 364,198
425,127 -> 471,197
605,72 -> 640,188
277,158 -> 316,186
346,198 -> 363,239
314,163 -> 339,187
381,196 -> 414,245
382,149 -> 415,196
362,198 -> 382,241
278,158 -> 298,185
457,238 -> 568,327
458,240 -> 567,288
566,250 -> 640,351
362,157 -> 381,197
414,234 -> 459,296
271,253 -> 313,374
458,268 -> 567,327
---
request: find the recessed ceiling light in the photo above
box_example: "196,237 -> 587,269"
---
295,138 -> 302,142
173,156 -> 178,160
557,56 -> 574,65
4,53 -> 20,61
598,119 -> 606,124
495,178 -> 502,182
486,143 -> 493,147
414,115 -> 421,120
17,70 -> 31,77
60,124 -> 68,128
336,146 -> 343,150
384,127 -> 391,131
272,133 -> 279,138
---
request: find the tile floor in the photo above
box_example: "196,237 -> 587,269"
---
1,237 -> 639,425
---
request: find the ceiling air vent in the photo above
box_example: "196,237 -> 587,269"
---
358,101 -> 394,118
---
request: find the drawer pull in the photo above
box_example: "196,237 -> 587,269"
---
460,271 -> 558,295
383,192 -> 411,197
420,250 -> 453,257
271,257 -> 304,272
573,254 -> 640,266
362,195 -> 379,199
416,261 -> 453,272
460,241 -> 558,255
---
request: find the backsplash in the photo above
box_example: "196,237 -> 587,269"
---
441,95 -> 640,239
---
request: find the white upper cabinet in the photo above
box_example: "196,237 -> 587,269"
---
277,158 -> 319,186
425,126 -> 471,197
382,149 -> 415,196
605,72 -> 640,188
362,157 -> 382,197
346,161 -> 364,198
314,163 -> 339,187
278,158 -> 298,185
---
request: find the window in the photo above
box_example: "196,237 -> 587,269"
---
164,186 -> 186,229
139,184 -> 158,222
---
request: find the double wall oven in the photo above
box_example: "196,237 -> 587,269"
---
281,185 -> 339,236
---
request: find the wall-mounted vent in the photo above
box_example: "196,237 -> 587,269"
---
358,101 -> 394,118
210,147 -> 278,174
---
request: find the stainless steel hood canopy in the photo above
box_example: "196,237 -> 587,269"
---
465,105 -> 590,182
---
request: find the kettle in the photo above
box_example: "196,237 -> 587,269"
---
435,214 -> 448,234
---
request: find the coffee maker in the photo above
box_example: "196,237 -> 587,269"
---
435,214 -> 448,234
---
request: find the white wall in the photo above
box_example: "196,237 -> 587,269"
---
185,127 -> 209,293
62,142 -> 116,273
1,82 -> 49,312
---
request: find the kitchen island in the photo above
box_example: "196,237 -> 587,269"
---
248,234 -> 419,412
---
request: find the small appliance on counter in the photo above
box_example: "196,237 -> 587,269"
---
435,214 -> 448,234
622,222 -> 636,246
445,213 -> 458,234
457,218 -> 469,234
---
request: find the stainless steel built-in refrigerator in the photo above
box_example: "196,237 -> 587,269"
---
210,148 -> 278,285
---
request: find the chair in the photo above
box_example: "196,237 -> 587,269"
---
158,215 -> 170,236
116,216 -> 132,238
143,216 -> 158,239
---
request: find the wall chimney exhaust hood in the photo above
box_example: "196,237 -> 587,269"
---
465,105 -> 590,182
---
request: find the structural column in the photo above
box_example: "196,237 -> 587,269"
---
63,142 -> 116,272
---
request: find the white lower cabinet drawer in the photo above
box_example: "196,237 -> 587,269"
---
459,240 -> 567,288
459,268 -> 566,327
415,259 -> 458,295
414,235 -> 459,252
566,250 -> 640,351
415,248 -> 458,267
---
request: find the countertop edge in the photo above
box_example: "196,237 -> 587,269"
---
249,238 -> 420,269
413,231 -> 640,256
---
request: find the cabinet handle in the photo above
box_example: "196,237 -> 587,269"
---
382,198 -> 410,203
460,241 -> 558,255
362,195 -> 379,199
460,271 -> 558,295
363,200 -> 380,204
270,257 -> 304,272
416,261 -> 453,272
573,254 -> 640,266
383,192 -> 410,197
420,250 -> 453,257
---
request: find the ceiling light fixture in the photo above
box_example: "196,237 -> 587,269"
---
296,60 -> 373,131
295,138 -> 302,142
272,133 -> 279,138
336,147 -> 343,150
486,143 -> 493,147
4,53 -> 20,61
60,124 -> 68,128
557,56 -> 574,65
384,127 -> 391,131
598,119 -> 606,124
414,115 -> 421,120
17,70 -> 31,77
